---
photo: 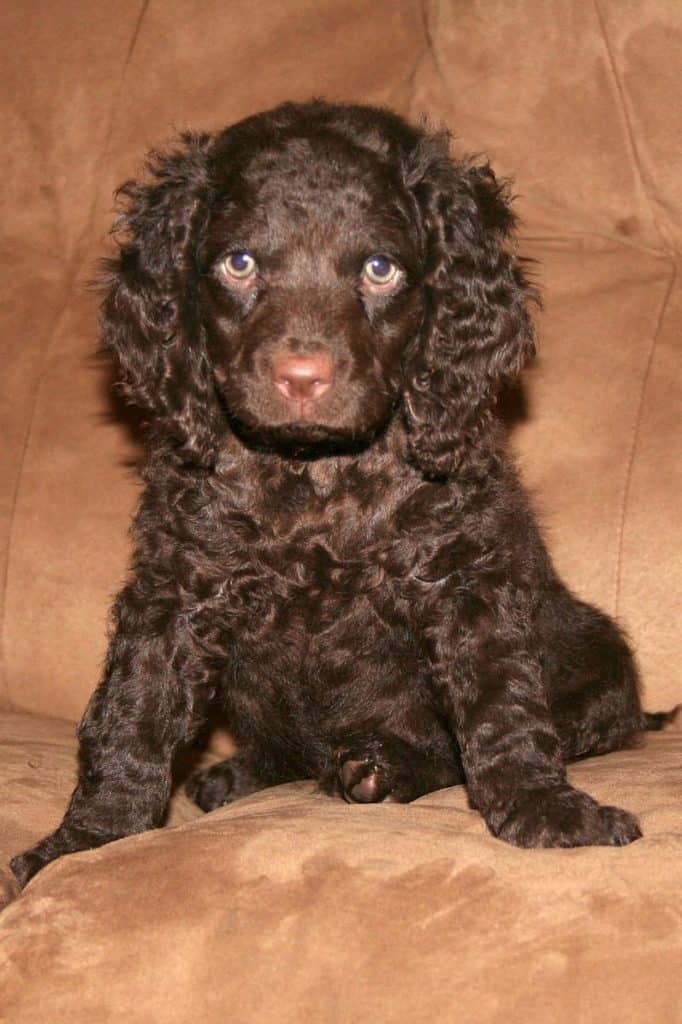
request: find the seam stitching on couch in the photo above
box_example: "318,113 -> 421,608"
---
592,0 -> 673,256
418,0 -> 447,91
80,0 -> 149,240
125,0 -> 150,66
0,2 -> 149,712
388,4 -> 433,108
614,259 -> 677,617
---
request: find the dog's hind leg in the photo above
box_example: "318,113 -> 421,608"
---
322,728 -> 464,804
541,588 -> 646,761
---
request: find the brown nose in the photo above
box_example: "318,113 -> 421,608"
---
273,353 -> 333,403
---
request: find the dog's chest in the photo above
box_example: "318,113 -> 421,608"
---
184,456 -> 455,649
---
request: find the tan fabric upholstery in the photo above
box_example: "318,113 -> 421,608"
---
2,0 -> 680,719
1,711 -> 680,1023
0,1 -> 680,1019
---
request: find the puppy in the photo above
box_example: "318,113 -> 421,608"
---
12,100 -> 666,890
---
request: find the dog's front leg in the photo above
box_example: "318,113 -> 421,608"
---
436,591 -> 642,848
10,587 -> 205,889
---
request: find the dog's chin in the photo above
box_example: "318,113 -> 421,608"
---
229,415 -> 379,458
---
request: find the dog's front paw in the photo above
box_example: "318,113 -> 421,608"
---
489,785 -> 642,848
0,867 -> 20,908
9,849 -> 47,890
10,823 -> 118,890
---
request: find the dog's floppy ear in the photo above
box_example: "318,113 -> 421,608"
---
100,132 -> 224,467
403,134 -> 537,479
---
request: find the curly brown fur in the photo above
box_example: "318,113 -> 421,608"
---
13,100 -> 659,890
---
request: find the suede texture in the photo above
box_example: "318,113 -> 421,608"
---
0,1 -> 680,1020
0,711 -> 681,1023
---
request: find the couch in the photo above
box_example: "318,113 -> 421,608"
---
1,2 -> 680,1020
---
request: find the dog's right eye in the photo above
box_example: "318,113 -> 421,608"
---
361,255 -> 402,293
219,251 -> 257,282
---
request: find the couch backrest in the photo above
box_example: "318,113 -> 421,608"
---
1,0 -> 679,719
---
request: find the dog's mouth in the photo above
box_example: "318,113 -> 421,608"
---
215,373 -> 397,458
227,415 -> 377,458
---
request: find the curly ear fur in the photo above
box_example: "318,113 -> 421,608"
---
100,132 -> 224,467
404,134 -> 538,479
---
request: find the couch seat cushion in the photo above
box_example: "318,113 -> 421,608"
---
0,712 -> 680,1023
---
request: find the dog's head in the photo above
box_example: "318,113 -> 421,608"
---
102,101 -> 536,473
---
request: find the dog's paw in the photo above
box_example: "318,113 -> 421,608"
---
185,758 -> 266,812
10,823 -> 120,890
338,754 -> 393,803
185,763 -> 236,811
9,850 -> 46,890
334,737 -> 419,804
489,785 -> 642,848
0,867 -> 20,909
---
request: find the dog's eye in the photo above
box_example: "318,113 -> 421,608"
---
362,255 -> 400,289
220,251 -> 257,281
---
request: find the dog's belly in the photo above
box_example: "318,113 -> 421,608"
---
220,582 -> 433,772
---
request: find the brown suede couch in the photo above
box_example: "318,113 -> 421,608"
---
1,3 -> 680,1021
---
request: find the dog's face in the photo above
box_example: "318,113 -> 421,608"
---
103,101 -> 535,472
200,130 -> 424,451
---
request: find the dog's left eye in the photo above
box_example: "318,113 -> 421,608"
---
362,255 -> 401,290
220,251 -> 257,281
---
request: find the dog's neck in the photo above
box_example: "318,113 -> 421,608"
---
215,414 -> 413,493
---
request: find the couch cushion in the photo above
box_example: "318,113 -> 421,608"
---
1,711 -> 680,1024
411,0 -> 682,249
3,1 -> 681,720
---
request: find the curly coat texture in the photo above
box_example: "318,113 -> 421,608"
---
12,100 -> 655,888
